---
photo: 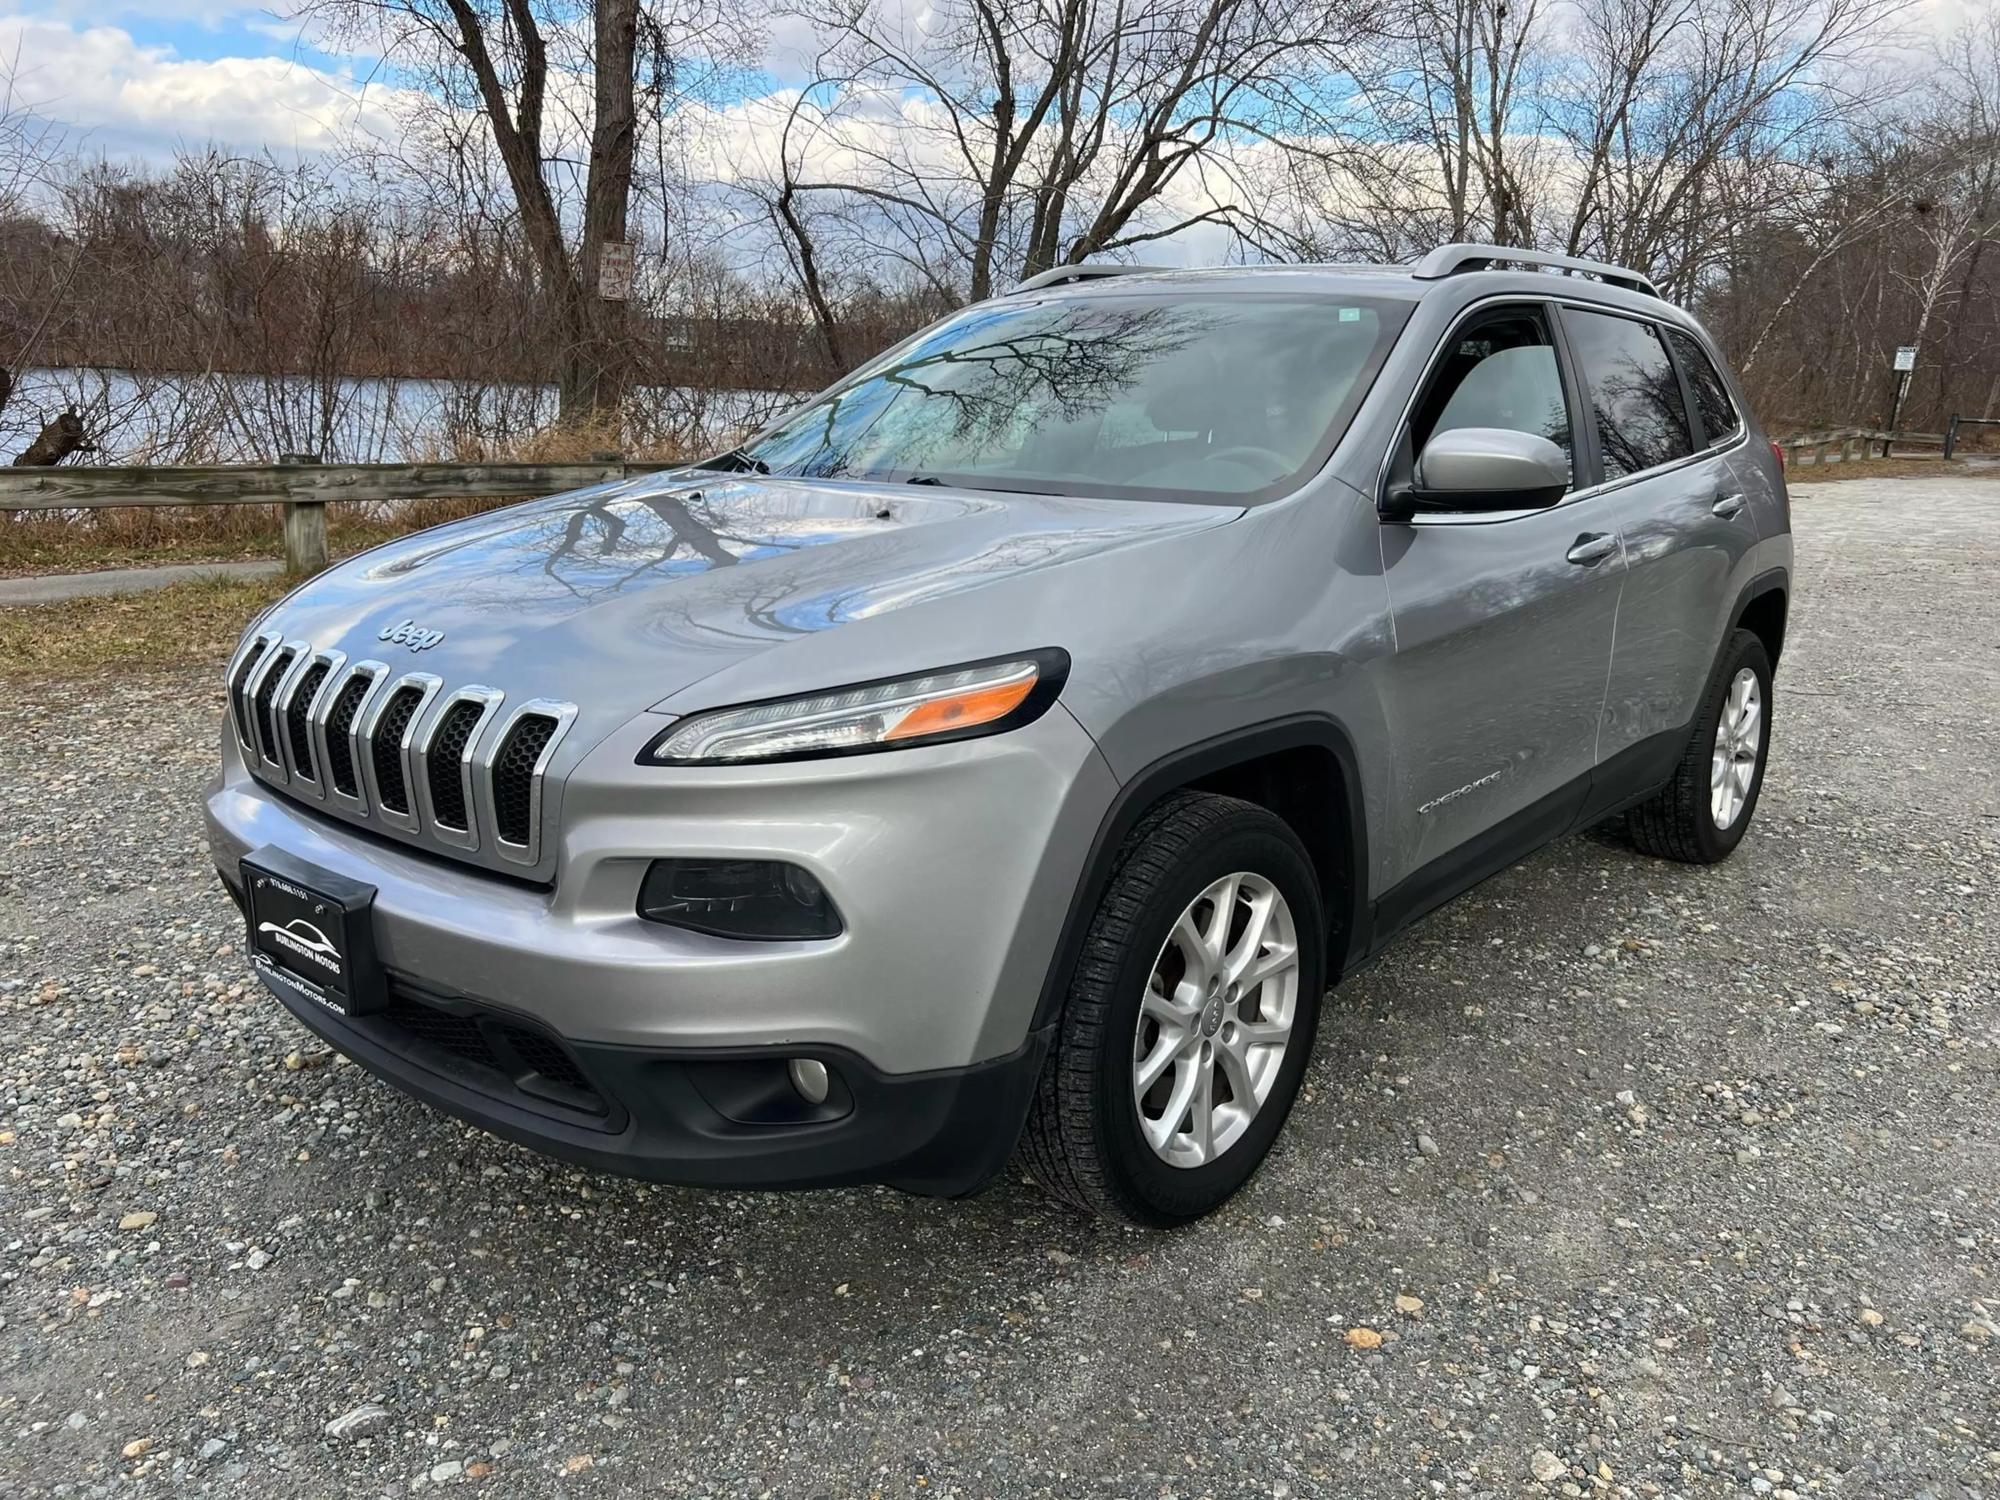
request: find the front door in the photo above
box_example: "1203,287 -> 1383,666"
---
1373,300 -> 1623,910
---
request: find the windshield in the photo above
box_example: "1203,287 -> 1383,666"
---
730,293 -> 1409,503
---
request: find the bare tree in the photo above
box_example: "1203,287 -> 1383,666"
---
1551,0 -> 1908,294
748,0 -> 1379,343
292,0 -> 747,426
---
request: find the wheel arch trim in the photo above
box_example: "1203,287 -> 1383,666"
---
1729,567 -> 1789,662
1030,714 -> 1370,1033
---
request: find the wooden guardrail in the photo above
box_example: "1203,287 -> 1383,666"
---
1776,427 -> 1946,465
1943,415 -> 2000,461
0,456 -> 681,572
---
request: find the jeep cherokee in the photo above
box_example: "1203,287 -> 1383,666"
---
206,244 -> 1792,1225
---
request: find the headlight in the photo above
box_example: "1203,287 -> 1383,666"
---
640,650 -> 1068,765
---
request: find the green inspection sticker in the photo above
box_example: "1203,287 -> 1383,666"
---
1339,307 -> 1361,322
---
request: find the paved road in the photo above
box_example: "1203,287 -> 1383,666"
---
0,560 -> 282,606
0,478 -> 1995,1497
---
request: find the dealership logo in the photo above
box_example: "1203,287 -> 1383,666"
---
259,918 -> 342,974
379,619 -> 446,652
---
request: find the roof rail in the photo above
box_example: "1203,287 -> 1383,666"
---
1410,243 -> 1661,299
1009,264 -> 1171,294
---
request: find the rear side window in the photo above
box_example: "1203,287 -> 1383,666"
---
1565,309 -> 1693,480
1665,328 -> 1741,447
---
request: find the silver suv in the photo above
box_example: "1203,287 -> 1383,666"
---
206,245 -> 1792,1225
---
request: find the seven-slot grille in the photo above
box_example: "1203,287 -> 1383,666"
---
228,633 -> 573,868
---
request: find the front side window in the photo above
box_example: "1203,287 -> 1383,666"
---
731,294 -> 1409,504
1565,309 -> 1694,480
1408,307 -> 1574,484
1665,328 -> 1741,448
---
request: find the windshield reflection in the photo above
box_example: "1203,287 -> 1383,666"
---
734,295 -> 1402,503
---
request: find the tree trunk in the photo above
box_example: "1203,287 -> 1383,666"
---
569,0 -> 641,425
13,409 -> 94,466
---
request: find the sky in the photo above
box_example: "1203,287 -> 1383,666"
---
0,5 -> 398,164
0,0 -> 1979,220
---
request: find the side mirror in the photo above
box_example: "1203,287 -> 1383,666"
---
1387,427 -> 1570,516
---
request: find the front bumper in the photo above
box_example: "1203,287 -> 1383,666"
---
207,701 -> 1114,1191
233,917 -> 1050,1194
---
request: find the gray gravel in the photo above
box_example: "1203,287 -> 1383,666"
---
2,476 -> 1996,1498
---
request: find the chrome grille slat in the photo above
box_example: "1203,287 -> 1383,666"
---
235,645 -> 573,875
415,687 -> 503,850
228,633 -> 278,753
478,700 -> 578,868
318,666 -> 378,806
363,676 -> 439,829
281,655 -> 335,789
249,644 -> 301,775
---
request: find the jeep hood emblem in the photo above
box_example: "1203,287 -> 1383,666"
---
378,618 -> 446,652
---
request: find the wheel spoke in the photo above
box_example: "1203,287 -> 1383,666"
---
1235,1015 -> 1292,1048
1223,886 -> 1275,981
1238,941 -> 1299,992
1134,1030 -> 1187,1094
1201,874 -> 1240,963
1141,983 -> 1195,1028
1215,1034 -> 1257,1109
1141,1058 -> 1200,1153
1189,1060 -> 1216,1162
1734,700 -> 1760,748
1170,908 -> 1212,981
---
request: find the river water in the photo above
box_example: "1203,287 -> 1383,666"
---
1,367 -> 790,465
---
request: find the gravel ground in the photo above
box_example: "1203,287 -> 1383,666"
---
1,477 -> 1995,1499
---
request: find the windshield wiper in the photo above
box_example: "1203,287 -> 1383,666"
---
904,475 -> 945,485
699,446 -> 770,474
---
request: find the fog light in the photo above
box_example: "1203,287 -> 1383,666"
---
787,1057 -> 830,1105
638,859 -> 843,941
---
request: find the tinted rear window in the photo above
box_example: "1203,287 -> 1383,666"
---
1666,328 -> 1741,447
1565,309 -> 1694,480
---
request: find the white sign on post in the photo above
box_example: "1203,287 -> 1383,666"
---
1893,345 -> 1918,372
598,241 -> 636,301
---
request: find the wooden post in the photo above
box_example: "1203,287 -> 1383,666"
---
278,452 -> 327,575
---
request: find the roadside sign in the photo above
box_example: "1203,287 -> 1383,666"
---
1893,345 -> 1917,372
598,241 -> 636,301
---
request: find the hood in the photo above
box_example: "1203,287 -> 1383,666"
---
258,471 -> 1238,742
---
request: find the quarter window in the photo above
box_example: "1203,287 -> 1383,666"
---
1665,328 -> 1741,448
1565,309 -> 1693,480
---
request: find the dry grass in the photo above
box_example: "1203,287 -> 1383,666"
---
0,495 -> 528,577
1786,455 -> 2000,484
0,424 -> 699,578
0,573 -> 291,677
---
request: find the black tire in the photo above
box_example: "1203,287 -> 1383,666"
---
1021,791 -> 1326,1227
1627,628 -> 1773,863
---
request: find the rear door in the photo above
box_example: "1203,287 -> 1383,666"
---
1558,306 -> 1757,797
1374,299 -> 1624,904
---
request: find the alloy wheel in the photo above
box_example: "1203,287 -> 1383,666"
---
1711,666 -> 1763,829
1131,872 -> 1300,1168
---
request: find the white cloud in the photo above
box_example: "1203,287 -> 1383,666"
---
1,16 -> 414,162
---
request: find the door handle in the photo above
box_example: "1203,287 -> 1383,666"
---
1712,492 -> 1746,519
1566,532 -> 1619,566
